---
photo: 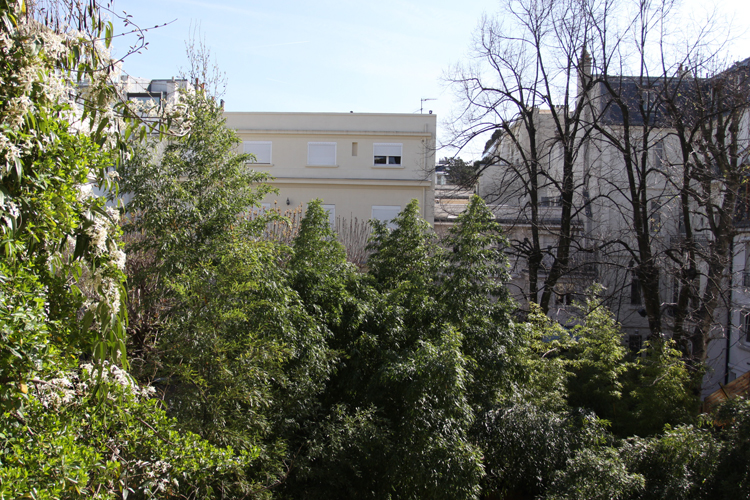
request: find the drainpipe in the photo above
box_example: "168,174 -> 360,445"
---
725,236 -> 734,385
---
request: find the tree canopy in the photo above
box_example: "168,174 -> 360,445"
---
1,0 -> 747,498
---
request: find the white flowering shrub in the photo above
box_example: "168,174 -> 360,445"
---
0,360 -> 258,499
0,0 -> 130,409
0,3 -> 267,498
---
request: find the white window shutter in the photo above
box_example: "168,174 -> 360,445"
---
308,142 -> 337,166
373,143 -> 402,157
244,141 -> 272,164
322,204 -> 336,228
372,205 -> 401,229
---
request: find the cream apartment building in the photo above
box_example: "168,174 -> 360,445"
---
224,112 -> 436,227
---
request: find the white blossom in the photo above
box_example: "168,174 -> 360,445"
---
111,249 -> 126,270
86,217 -> 109,253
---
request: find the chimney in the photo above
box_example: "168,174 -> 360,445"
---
577,45 -> 593,104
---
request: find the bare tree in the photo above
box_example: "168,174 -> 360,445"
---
584,0 -> 747,365
446,0 -> 598,313
179,22 -> 227,99
450,0 -> 749,370
658,59 -> 750,362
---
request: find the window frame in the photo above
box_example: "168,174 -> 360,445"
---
307,142 -> 337,167
373,143 -> 403,167
743,311 -> 750,344
628,334 -> 643,353
243,141 -> 273,165
322,204 -> 336,228
372,205 -> 401,230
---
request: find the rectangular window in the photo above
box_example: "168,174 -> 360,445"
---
628,334 -> 643,352
630,275 -> 641,305
653,140 -> 664,169
322,204 -> 335,228
128,92 -> 162,108
650,200 -> 661,233
352,142 -> 358,156
743,312 -> 750,343
373,143 -> 402,166
308,142 -> 337,166
372,205 -> 401,229
244,141 -> 272,164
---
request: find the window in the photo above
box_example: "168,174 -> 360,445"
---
372,205 -> 401,229
373,143 -> 402,166
352,142 -> 358,156
628,334 -> 643,352
630,265 -> 641,305
243,141 -> 272,164
127,92 -> 162,108
557,292 -> 573,305
540,196 -> 562,207
743,312 -> 750,343
308,142 -> 337,166
650,200 -> 661,233
652,140 -> 664,169
322,204 -> 335,228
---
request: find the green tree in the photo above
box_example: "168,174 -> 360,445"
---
0,2 -> 257,498
441,157 -> 478,188
117,90 -> 275,364
619,339 -> 697,437
479,403 -> 614,499
547,399 -> 750,500
284,199 -> 483,500
438,195 -> 516,410
565,295 -> 632,426
0,362 -> 256,499
118,90 -> 274,275
547,445 -> 645,500
288,199 -> 356,328
367,199 -> 441,295
158,233 -> 335,481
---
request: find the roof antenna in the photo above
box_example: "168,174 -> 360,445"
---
420,98 -> 436,114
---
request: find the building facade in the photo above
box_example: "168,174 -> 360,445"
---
477,59 -> 750,396
224,112 -> 436,227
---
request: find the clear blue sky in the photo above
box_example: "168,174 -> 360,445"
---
111,0 -> 750,161
110,0 -> 500,159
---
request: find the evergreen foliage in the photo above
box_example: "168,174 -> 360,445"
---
2,1 -> 746,497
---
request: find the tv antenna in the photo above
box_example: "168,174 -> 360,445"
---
420,98 -> 436,114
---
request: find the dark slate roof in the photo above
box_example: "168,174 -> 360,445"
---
595,76 -> 675,127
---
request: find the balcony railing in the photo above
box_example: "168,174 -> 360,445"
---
537,252 -> 598,278
669,235 -> 711,250
568,254 -> 599,277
